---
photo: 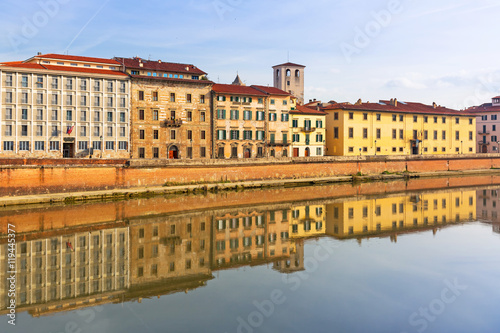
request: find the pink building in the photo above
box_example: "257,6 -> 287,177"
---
468,97 -> 500,153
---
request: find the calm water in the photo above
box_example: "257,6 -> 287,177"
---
2,179 -> 500,333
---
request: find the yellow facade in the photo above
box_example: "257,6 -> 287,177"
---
325,107 -> 476,156
325,190 -> 476,238
290,108 -> 326,157
289,204 -> 326,239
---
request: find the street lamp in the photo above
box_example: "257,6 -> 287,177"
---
497,141 -> 500,153
460,140 -> 463,154
374,140 -> 377,156
359,147 -> 362,157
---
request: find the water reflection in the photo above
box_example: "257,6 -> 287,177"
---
1,182 -> 499,320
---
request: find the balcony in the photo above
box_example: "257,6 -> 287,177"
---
164,119 -> 183,127
301,127 -> 316,133
478,131 -> 490,135
267,140 -> 290,146
478,141 -> 490,145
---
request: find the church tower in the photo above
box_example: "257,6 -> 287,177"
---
272,62 -> 305,105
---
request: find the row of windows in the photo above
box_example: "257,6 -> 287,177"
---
137,258 -> 203,278
3,109 -> 127,122
292,119 -> 323,128
137,109 -> 206,122
4,124 -> 128,137
4,92 -> 127,107
347,146 -> 474,153
2,140 -> 127,151
138,146 -> 206,158
4,74 -> 126,92
133,71 -> 199,81
342,127 -> 474,141
138,128 -> 205,141
216,109 -> 288,121
216,129 -> 269,141
335,112 -> 474,125
216,95 -> 289,106
292,133 -> 323,142
137,91 -> 205,104
480,114 -> 498,121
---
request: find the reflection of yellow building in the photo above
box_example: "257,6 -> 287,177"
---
325,190 -> 476,238
290,204 -> 326,239
323,100 -> 476,156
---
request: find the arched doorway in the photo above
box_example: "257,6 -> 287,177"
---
270,149 -> 275,157
244,148 -> 251,158
169,145 -> 179,159
305,147 -> 310,157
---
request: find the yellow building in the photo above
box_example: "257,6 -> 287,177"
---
290,105 -> 326,157
211,79 -> 293,159
325,190 -> 476,239
323,99 -> 476,156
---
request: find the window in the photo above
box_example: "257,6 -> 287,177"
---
105,141 -> 114,150
399,115 -> 403,122
152,91 -> 158,101
217,109 -> 226,119
80,126 -> 86,136
4,125 -> 12,136
363,113 -> 368,120
107,112 -> 113,122
186,94 -> 192,103
35,141 -> 44,151
21,125 -> 28,136
66,110 -> 73,121
316,133 -> 323,142
153,130 -> 158,140
334,127 -> 339,139
170,130 -> 176,140
363,128 -> 368,139
349,112 -> 354,120
107,81 -> 113,92
455,131 -> 460,140
392,129 -> 397,139
153,147 -> 159,158
3,141 -> 14,151
120,127 -> 126,137
138,109 -> 144,120
413,116 -> 418,122
442,131 -> 446,140
434,116 -> 438,123
243,110 -> 252,120
78,141 -> 87,150
107,126 -> 113,136
170,93 -> 175,102
281,113 -> 289,122
316,120 -> 322,128
334,112 -> 339,120
442,117 -> 446,124
433,130 -> 438,140
230,110 -> 239,120
5,108 -> 12,120
348,127 -> 353,138
19,141 -> 29,151
257,111 -> 265,120
424,130 -> 428,140
399,129 -> 403,139
138,91 -> 144,101
200,111 -> 206,122
139,130 -> 145,140
376,128 -> 381,139
392,114 -> 397,121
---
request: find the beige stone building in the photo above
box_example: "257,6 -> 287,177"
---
211,79 -> 293,159
115,57 -> 212,159
0,53 -> 130,158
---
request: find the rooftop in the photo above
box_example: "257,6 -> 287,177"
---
115,57 -> 206,75
273,62 -> 306,68
212,83 -> 268,96
290,105 -> 326,115
30,53 -> 121,65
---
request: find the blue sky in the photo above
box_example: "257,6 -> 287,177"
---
1,0 -> 500,109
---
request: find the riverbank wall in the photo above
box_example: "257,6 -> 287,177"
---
1,154 -> 500,198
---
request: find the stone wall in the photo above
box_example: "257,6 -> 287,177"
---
2,154 -> 500,196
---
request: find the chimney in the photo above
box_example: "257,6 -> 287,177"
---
309,99 -> 312,103
158,59 -> 161,63
393,98 -> 398,107
355,98 -> 362,105
37,52 -> 42,56
433,102 -> 437,109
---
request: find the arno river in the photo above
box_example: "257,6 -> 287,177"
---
2,177 -> 500,333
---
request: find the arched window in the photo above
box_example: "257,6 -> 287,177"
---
276,69 -> 280,78
295,69 -> 300,78
286,69 -> 291,77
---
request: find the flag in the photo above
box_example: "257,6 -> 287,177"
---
67,125 -> 74,134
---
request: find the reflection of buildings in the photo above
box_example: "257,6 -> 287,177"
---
128,213 -> 212,287
476,188 -> 500,223
0,187 -> 480,318
212,206 -> 292,270
325,191 -> 476,239
0,225 -> 130,316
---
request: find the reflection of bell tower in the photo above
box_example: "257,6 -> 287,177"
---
272,62 -> 305,105
272,239 -> 305,273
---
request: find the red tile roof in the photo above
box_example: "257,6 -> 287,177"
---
115,57 -> 206,75
251,85 -> 291,96
272,62 -> 306,68
0,62 -> 128,77
467,103 -> 500,113
129,74 -> 212,84
212,83 -> 267,96
290,105 -> 326,115
323,100 -> 475,116
31,53 -> 121,65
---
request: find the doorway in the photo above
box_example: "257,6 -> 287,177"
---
169,145 -> 179,159
293,148 -> 299,157
63,143 -> 74,158
244,148 -> 251,158
305,147 -> 310,157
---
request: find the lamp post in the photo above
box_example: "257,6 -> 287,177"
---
460,140 -> 463,154
497,141 -> 500,153
359,147 -> 362,157
374,140 -> 377,156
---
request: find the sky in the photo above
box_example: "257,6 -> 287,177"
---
1,0 -> 500,110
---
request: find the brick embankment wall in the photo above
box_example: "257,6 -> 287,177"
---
1,155 -> 500,196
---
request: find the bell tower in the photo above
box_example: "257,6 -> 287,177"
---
272,62 -> 305,105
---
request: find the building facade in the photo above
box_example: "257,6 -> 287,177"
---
116,57 -> 212,159
211,81 -> 293,159
290,105 -> 326,157
272,62 -> 305,105
467,97 -> 500,153
0,54 -> 130,159
323,99 -> 477,156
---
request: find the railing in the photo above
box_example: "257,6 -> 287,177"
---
301,127 -> 316,133
478,141 -> 490,145
267,140 -> 290,146
164,119 -> 183,127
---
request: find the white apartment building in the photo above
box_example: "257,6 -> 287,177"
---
0,53 -> 130,158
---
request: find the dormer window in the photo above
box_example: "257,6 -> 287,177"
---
192,75 -> 199,80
